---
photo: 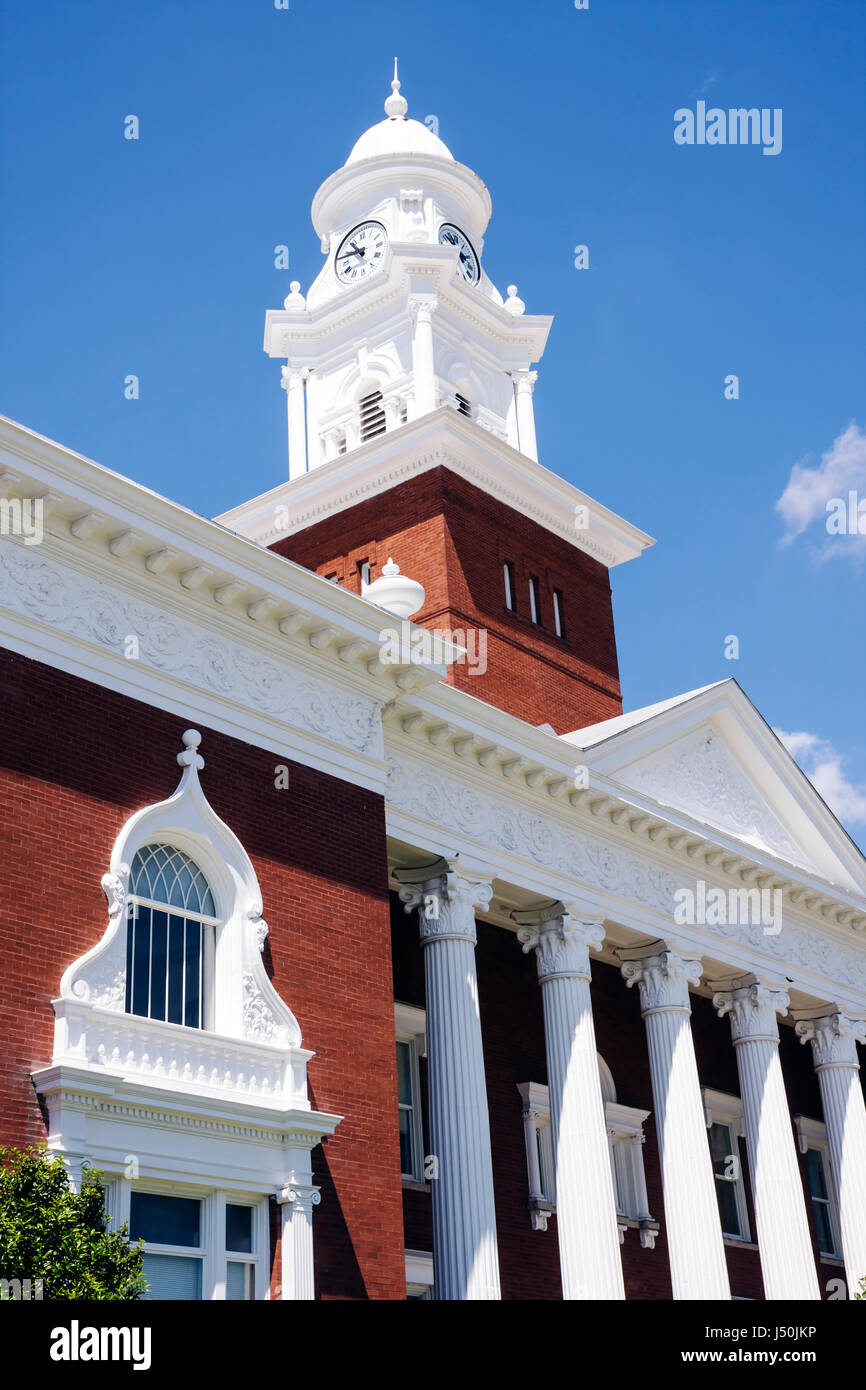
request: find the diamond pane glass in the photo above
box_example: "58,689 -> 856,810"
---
130,844 -> 216,917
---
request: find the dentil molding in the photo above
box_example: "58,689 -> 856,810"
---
385,751 -> 866,996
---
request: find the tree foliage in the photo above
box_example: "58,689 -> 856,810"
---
0,1147 -> 144,1300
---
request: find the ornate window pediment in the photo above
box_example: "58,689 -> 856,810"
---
50,729 -> 308,1108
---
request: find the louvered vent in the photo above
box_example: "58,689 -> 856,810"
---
360,390 -> 386,442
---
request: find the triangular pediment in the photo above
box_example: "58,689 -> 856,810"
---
562,681 -> 866,894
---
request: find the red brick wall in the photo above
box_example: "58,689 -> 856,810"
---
392,896 -> 851,1300
271,467 -> 622,734
0,648 -> 405,1301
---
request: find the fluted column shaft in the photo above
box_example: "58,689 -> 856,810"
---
621,947 -> 730,1299
797,1011 -> 866,1295
277,1179 -> 320,1301
516,908 -> 624,1299
714,980 -> 819,1300
396,861 -> 501,1300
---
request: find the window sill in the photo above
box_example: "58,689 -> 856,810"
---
401,1177 -> 431,1194
723,1237 -> 759,1251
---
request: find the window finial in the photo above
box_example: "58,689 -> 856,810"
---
384,57 -> 408,119
177,728 -> 204,773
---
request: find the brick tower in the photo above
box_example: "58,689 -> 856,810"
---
218,65 -> 653,735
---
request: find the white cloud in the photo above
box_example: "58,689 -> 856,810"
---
775,420 -> 866,558
775,727 -> 866,828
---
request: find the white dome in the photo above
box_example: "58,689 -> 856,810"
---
346,115 -> 454,166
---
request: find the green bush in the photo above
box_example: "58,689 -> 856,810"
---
0,1147 -> 144,1300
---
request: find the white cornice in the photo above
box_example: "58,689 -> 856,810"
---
265,247 -> 552,363
216,409 -> 655,568
380,681 -> 866,1006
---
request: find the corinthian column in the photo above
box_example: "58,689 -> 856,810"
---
512,370 -> 539,461
620,945 -> 730,1299
796,1011 -> 866,1296
281,366 -> 308,479
395,859 -> 501,1300
713,978 -> 819,1300
409,297 -> 438,417
514,905 -> 624,1299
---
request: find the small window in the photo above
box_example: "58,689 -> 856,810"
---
805,1147 -> 840,1258
455,392 -> 471,418
399,401 -> 409,424
529,576 -> 540,625
360,390 -> 386,442
337,435 -> 347,455
125,845 -> 218,1030
553,589 -> 564,638
397,1037 -> 424,1180
709,1121 -> 749,1240
358,560 -> 371,589
504,561 -> 516,612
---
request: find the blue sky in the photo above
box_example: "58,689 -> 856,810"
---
1,0 -> 864,846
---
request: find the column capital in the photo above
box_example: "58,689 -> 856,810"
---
796,1011 -> 866,1070
408,295 -> 438,324
619,944 -> 703,1015
280,365 -> 308,390
513,903 -> 604,984
512,369 -> 538,393
276,1179 -> 322,1215
712,977 -> 789,1043
394,856 -> 494,946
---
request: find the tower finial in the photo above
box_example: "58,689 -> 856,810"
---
384,56 -> 408,119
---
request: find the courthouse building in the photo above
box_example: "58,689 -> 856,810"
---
2,71 -> 866,1302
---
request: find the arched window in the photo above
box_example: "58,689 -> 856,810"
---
125,843 -> 219,1030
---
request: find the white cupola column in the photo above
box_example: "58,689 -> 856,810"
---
620,945 -> 731,1299
514,905 -> 625,1299
512,369 -> 539,462
276,1177 -> 320,1300
395,859 -> 501,1301
409,297 -> 438,417
713,979 -> 820,1299
796,1011 -> 866,1296
281,366 -> 308,480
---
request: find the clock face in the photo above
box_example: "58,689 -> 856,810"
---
438,222 -> 480,285
335,221 -> 388,284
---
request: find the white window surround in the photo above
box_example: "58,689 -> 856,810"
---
517,1061 -> 659,1248
702,1088 -> 752,1245
106,1180 -> 270,1301
31,729 -> 342,1301
794,1115 -> 844,1262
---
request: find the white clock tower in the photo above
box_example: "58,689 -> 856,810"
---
264,64 -> 553,479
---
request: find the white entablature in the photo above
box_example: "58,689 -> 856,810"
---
264,67 -> 553,478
